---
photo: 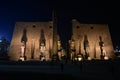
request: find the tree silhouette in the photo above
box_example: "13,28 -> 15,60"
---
0,36 -> 10,57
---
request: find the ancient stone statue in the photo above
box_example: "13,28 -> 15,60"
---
99,36 -> 105,59
19,41 -> 25,61
83,35 -> 89,59
69,38 -> 75,60
39,29 -> 46,61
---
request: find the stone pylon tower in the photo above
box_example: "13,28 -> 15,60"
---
8,22 -> 53,61
71,19 -> 115,59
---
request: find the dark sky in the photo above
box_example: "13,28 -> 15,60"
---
0,0 -> 120,48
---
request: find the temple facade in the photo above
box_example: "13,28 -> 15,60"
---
8,19 -> 115,61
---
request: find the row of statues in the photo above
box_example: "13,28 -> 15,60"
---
19,40 -> 64,61
19,30 -> 108,61
68,35 -> 108,60
19,29 -> 65,61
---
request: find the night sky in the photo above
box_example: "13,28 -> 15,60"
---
0,0 -> 120,49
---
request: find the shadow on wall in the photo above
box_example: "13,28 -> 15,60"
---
21,28 -> 28,43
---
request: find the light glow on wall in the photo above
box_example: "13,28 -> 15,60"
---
78,57 -> 82,61
104,56 -> 109,60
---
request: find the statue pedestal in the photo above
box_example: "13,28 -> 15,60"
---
40,55 -> 46,61
18,56 -> 26,61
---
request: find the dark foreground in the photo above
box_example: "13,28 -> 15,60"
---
0,60 -> 120,80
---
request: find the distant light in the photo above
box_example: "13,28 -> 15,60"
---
114,46 -> 119,52
0,39 -> 2,42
